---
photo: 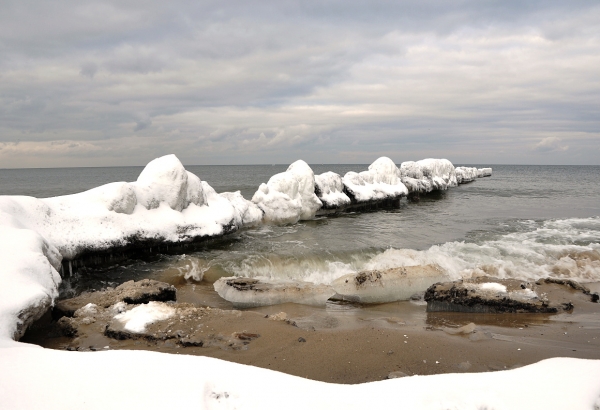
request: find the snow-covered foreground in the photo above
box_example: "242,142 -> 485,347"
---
8,155 -> 597,409
1,340 -> 599,409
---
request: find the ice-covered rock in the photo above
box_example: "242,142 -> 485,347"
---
478,167 -> 493,177
214,277 -> 335,308
331,265 -> 448,304
342,157 -> 408,203
314,172 -> 351,208
455,167 -> 479,184
400,158 -> 457,193
220,191 -> 264,227
424,278 -> 574,313
251,160 -> 322,224
133,154 -> 190,211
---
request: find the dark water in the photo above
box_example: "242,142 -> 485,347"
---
2,164 -> 600,299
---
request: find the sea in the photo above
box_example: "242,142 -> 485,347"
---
1,164 -> 600,305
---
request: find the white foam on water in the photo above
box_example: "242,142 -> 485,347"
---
365,217 -> 600,283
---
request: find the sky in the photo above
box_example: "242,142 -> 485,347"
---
0,0 -> 599,168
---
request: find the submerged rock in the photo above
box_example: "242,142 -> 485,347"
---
213,277 -> 336,308
331,265 -> 448,304
53,279 -> 176,319
424,278 -> 574,313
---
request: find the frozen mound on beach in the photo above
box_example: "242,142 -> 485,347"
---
251,160 -> 322,224
342,157 -> 408,202
214,277 -> 335,308
314,171 -> 351,208
400,158 -> 457,193
479,167 -> 493,177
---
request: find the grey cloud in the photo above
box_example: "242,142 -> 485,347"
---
532,137 -> 569,152
80,62 -> 98,79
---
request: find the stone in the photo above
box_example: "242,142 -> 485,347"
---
424,278 -> 573,313
53,279 -> 176,319
387,371 -> 409,379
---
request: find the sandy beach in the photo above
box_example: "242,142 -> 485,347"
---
23,280 -> 600,384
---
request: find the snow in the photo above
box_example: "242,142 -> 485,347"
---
7,154 -> 581,410
0,342 -> 599,409
113,301 -> 176,333
314,171 -> 351,208
479,167 -> 493,177
455,166 -> 479,184
342,157 -> 408,202
400,158 -> 457,193
251,160 -> 322,224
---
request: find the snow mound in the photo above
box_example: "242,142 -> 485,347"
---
251,160 -> 322,224
479,167 -> 493,177
314,172 -> 351,208
342,157 -> 408,202
455,166 -> 479,184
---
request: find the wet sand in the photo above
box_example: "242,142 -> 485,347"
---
22,281 -> 600,384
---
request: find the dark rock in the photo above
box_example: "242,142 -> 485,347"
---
298,337 -> 306,342
424,279 -> 570,313
53,279 -> 176,319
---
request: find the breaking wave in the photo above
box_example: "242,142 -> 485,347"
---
197,217 -> 600,284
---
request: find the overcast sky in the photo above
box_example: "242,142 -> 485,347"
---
1,0 -> 599,168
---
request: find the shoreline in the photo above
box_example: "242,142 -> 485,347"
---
23,281 -> 600,384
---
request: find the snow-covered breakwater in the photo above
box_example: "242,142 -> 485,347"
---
0,154 -> 491,339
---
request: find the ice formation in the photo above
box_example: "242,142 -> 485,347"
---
314,172 -> 351,208
251,160 -> 322,224
342,157 -> 408,202
455,166 -> 479,184
400,158 -> 457,193
113,301 -> 177,333
214,277 -> 335,308
331,265 -> 448,304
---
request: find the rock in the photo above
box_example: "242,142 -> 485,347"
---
443,323 -> 477,335
424,278 -> 573,313
536,278 -> 600,303
53,279 -> 177,319
298,337 -> 306,342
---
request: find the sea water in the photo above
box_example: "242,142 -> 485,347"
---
2,164 -> 599,301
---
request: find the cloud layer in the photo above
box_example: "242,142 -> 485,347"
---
1,0 -> 599,167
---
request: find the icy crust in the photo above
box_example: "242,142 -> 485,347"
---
0,155 -> 261,260
214,277 -> 335,308
342,157 -> 408,202
314,172 -> 351,208
251,160 -> 322,224
400,158 -> 457,193
455,166 -> 493,183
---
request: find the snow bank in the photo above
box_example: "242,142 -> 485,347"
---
400,158 -> 457,193
1,343 -> 599,409
455,166 -> 479,184
342,157 -> 408,202
314,172 -> 351,208
251,160 -> 322,224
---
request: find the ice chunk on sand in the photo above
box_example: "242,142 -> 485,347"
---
314,172 -> 351,208
112,301 -> 176,333
331,265 -> 448,304
214,277 -> 335,308
342,157 -> 408,202
251,160 -> 322,224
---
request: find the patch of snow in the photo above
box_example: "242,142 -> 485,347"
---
113,301 -> 176,333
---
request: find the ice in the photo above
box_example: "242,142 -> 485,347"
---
342,157 -> 408,202
455,166 -> 479,184
479,167 -> 493,177
220,191 -> 263,227
314,171 -> 351,208
133,154 -> 191,211
214,277 -> 335,308
331,265 -> 448,304
400,158 -> 457,193
113,301 -> 177,333
251,160 -> 322,223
